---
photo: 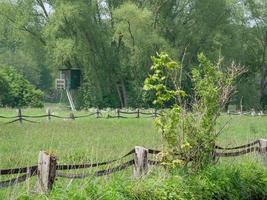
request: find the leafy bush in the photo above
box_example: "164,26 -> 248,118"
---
0,67 -> 44,107
143,52 -> 245,171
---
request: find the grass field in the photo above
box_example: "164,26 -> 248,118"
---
1,107 -> 267,199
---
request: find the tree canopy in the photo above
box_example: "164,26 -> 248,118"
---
0,0 -> 266,109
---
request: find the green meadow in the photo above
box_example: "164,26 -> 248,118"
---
1,108 -> 267,199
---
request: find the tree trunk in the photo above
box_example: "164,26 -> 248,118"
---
116,83 -> 124,108
121,79 -> 128,107
116,80 -> 128,108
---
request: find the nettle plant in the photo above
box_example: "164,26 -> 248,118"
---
144,52 -> 244,171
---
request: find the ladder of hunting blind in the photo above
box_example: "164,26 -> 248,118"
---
66,89 -> 76,111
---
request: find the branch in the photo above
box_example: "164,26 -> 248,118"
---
22,26 -> 46,45
127,20 -> 135,48
35,0 -> 49,19
0,11 -> 46,45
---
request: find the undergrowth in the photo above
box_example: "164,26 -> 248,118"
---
13,162 -> 267,200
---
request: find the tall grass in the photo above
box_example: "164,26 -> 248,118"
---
1,109 -> 267,199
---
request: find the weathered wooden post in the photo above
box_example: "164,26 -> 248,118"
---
133,146 -> 148,178
36,151 -> 57,194
96,108 -> 100,118
153,109 -> 157,118
259,139 -> 267,153
117,109 -> 120,118
17,108 -> 22,124
137,109 -> 140,118
259,139 -> 267,164
47,109 -> 51,121
69,112 -> 75,120
26,167 -> 31,194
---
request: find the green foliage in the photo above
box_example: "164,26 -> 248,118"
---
0,0 -> 49,88
144,52 -> 243,171
0,0 -> 266,108
144,52 -> 185,106
0,67 -> 44,107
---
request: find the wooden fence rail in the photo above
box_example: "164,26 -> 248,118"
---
0,146 -> 159,193
1,139 -> 267,193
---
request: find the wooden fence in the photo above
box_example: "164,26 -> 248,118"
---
0,146 -> 159,193
1,108 -> 267,124
0,108 -> 160,124
1,139 -> 267,193
227,110 -> 267,117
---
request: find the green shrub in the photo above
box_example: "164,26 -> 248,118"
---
187,163 -> 267,200
143,52 -> 245,171
0,67 -> 44,107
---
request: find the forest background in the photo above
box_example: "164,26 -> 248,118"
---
0,0 -> 266,110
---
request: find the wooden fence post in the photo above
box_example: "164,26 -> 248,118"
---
36,151 -> 57,194
153,109 -> 157,118
17,108 -> 22,124
26,167 -> 31,194
117,109 -> 120,118
259,139 -> 267,154
137,109 -> 140,118
96,108 -> 100,118
47,109 -> 51,121
69,113 -> 75,120
259,139 -> 267,163
133,146 -> 148,178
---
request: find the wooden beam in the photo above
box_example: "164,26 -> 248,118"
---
36,151 -> 57,194
133,146 -> 148,178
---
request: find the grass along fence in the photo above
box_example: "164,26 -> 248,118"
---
1,139 -> 267,194
0,108 -> 160,124
1,108 -> 267,125
227,110 -> 267,116
0,109 -> 267,124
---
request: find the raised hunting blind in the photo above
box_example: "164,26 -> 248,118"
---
56,68 -> 81,111
58,68 -> 81,90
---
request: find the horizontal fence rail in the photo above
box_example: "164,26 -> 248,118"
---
56,149 -> 135,170
0,166 -> 38,175
57,160 -> 135,179
0,174 -> 34,189
215,139 -> 267,157
1,139 -> 267,192
0,166 -> 38,189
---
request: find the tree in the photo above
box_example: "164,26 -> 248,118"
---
244,0 -> 267,109
0,0 -> 50,89
112,2 -> 171,107
0,67 -> 44,107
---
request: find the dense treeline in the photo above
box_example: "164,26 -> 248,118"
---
0,0 -> 266,109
